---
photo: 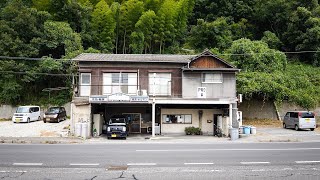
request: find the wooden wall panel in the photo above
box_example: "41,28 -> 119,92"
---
190,56 -> 228,68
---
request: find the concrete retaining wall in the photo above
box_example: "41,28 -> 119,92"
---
238,100 -> 278,120
0,103 -> 71,119
238,99 -> 320,120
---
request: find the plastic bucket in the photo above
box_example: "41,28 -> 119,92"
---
250,126 -> 257,135
244,126 -> 251,135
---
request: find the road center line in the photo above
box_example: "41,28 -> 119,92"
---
184,163 -> 214,165
127,163 -> 156,166
136,148 -> 320,152
241,162 -> 270,165
13,163 -> 43,166
69,163 -> 99,166
295,161 -> 320,164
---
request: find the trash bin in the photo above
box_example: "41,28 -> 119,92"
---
229,128 -> 239,141
250,126 -> 257,135
75,123 -> 82,137
244,126 -> 250,135
239,126 -> 244,134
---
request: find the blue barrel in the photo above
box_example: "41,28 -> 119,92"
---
244,126 -> 251,135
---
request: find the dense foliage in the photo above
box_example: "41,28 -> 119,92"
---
0,0 -> 319,108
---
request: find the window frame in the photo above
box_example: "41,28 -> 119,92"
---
149,72 -> 172,96
201,73 -> 223,84
162,114 -> 192,124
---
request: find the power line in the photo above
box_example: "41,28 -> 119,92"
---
0,50 -> 320,61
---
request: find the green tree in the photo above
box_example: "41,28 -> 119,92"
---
227,38 -> 287,72
129,32 -> 144,53
119,0 -> 144,53
40,20 -> 83,58
110,2 -> 121,53
285,7 -> 320,65
132,10 -> 157,53
187,18 -> 233,51
0,0 -> 50,57
261,31 -> 282,49
91,0 -> 116,52
154,0 -> 177,53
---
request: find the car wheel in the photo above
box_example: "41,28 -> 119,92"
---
310,128 -> 315,131
43,120 -> 46,123
295,125 -> 299,131
27,118 -> 30,123
283,123 -> 287,129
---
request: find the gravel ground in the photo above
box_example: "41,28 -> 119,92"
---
0,119 -> 70,137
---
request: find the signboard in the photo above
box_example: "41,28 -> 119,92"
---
89,94 -> 149,103
89,95 -> 108,103
130,96 -> 149,102
108,93 -> 130,102
197,87 -> 206,98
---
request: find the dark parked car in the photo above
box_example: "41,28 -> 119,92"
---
43,107 -> 66,123
106,115 -> 128,139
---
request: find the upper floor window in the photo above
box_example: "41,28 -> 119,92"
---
149,73 -> 171,96
80,73 -> 91,96
103,73 -> 137,95
202,73 -> 222,83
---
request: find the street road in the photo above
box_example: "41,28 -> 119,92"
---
1,142 -> 320,179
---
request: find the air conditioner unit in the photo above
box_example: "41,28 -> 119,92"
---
141,89 -> 147,96
136,90 -> 142,96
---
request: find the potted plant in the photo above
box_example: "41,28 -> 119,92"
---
194,127 -> 202,135
185,126 -> 193,135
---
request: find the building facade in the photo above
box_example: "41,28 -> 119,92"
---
71,50 -> 240,138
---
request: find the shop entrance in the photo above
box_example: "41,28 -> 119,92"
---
91,103 -> 152,135
123,113 -> 141,133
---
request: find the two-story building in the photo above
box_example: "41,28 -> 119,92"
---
71,50 -> 240,138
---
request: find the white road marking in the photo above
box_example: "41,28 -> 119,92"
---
241,162 -> 270,165
0,171 -> 27,173
69,163 -> 99,166
184,163 -> 214,165
127,163 -> 156,166
211,170 -> 225,172
136,148 -> 320,152
252,169 -> 266,172
282,168 -> 293,170
295,161 -> 320,164
13,163 -> 43,166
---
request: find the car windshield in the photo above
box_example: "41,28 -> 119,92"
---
47,107 -> 60,113
16,107 -> 30,113
109,118 -> 126,124
301,112 -> 314,118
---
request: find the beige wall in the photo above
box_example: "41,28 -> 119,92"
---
71,103 -> 91,136
160,108 -> 222,135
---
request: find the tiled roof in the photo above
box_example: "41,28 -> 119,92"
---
73,53 -> 195,63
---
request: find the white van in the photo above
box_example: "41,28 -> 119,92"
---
12,106 -> 41,123
283,111 -> 316,131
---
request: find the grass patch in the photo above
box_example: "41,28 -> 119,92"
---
0,118 -> 11,122
242,119 -> 282,128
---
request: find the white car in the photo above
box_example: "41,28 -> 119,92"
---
12,106 -> 41,123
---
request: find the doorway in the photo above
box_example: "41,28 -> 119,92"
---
213,114 -> 222,136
